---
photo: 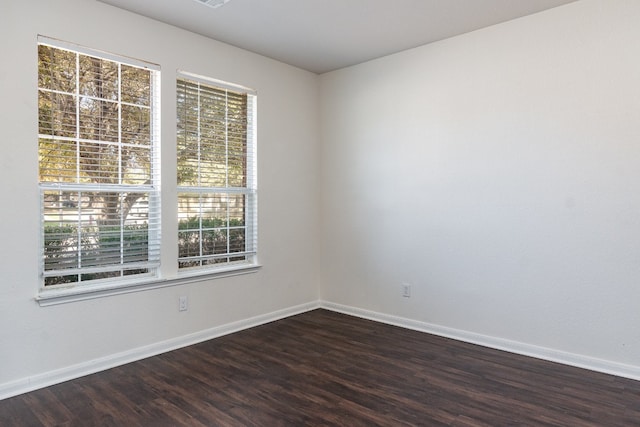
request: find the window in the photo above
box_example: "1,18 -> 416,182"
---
36,38 -> 258,301
38,37 -> 160,289
176,73 -> 257,271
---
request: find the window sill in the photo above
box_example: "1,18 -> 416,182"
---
36,264 -> 262,307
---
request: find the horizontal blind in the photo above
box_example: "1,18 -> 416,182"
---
177,73 -> 257,270
38,38 -> 160,287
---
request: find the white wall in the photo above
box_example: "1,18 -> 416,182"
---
320,0 -> 640,369
0,0 -> 320,392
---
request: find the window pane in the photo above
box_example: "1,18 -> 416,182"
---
121,228 -> 149,263
202,229 -> 227,256
178,193 -> 229,225
227,144 -> 246,187
178,230 -> 201,259
200,139 -> 227,187
176,145 -> 199,186
229,228 -> 245,253
176,88 -> 200,187
229,194 -> 245,226
39,138 -> 77,183
122,104 -> 151,145
43,190 -> 81,273
178,260 -> 201,269
121,64 -> 150,106
78,142 -> 119,184
38,45 -> 76,93
43,190 -> 82,226
81,271 -> 121,282
122,146 -> 151,185
202,194 -> 229,226
81,224 -> 122,267
45,275 -> 79,287
79,98 -> 119,142
43,224 -> 78,271
79,55 -> 118,101
177,193 -> 200,222
38,91 -> 76,137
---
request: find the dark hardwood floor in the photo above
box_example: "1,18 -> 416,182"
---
1,309 -> 639,426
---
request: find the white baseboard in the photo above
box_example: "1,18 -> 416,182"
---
319,301 -> 640,382
0,301 -> 320,400
3,299 -> 638,401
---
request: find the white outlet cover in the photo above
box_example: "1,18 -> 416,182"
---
179,296 -> 188,311
402,284 -> 411,298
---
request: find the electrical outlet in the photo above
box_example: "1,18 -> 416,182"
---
402,283 -> 411,298
179,296 -> 188,311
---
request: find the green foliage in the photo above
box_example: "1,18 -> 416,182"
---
177,217 -> 246,261
43,224 -> 77,272
177,217 -> 244,230
43,224 -> 150,286
44,219 -> 246,285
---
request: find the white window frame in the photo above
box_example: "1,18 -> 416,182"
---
36,36 -> 162,303
176,71 -> 258,276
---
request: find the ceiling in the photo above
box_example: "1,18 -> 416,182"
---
98,0 -> 577,74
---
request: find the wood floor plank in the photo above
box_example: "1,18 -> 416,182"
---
1,309 -> 639,426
